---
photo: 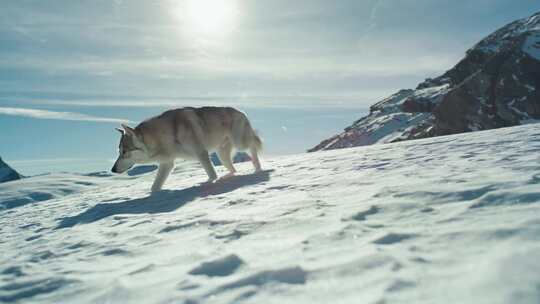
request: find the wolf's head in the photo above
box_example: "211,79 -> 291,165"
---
111,124 -> 150,173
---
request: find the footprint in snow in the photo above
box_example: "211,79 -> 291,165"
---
25,235 -> 42,242
213,229 -> 248,242
372,233 -> 417,245
385,279 -> 416,292
188,254 -> 244,277
346,205 -> 380,221
128,264 -> 156,276
212,222 -> 265,242
266,185 -> 291,191
100,248 -> 131,256
420,207 -> 435,213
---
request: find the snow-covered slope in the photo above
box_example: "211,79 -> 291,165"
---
310,11 -> 540,152
0,157 -> 22,183
2,124 -> 540,304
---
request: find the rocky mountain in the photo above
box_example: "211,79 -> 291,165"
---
309,12 -> 540,152
0,157 -> 22,183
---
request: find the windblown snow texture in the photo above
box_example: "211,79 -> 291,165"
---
1,124 -> 540,303
310,12 -> 540,152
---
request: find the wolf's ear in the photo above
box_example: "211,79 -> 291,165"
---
121,123 -> 137,137
115,127 -> 124,135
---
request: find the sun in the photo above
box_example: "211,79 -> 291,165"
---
182,0 -> 239,36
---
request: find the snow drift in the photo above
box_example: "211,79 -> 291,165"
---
1,123 -> 540,303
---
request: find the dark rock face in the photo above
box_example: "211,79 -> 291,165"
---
310,12 -> 540,152
0,157 -> 22,183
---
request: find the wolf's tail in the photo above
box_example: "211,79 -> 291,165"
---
231,110 -> 263,153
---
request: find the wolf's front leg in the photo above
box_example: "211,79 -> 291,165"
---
151,162 -> 174,192
197,150 -> 218,183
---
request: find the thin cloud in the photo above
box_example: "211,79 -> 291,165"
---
0,52 -> 457,79
12,94 -> 379,109
361,0 -> 382,39
0,107 -> 132,123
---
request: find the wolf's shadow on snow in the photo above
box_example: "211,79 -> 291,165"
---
55,170 -> 274,229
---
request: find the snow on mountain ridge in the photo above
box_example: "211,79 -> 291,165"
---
472,12 -> 540,54
523,31 -> 540,60
1,123 -> 540,303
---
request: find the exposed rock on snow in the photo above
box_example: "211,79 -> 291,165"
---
310,12 -> 540,152
0,157 -> 22,183
1,123 -> 540,303
211,152 -> 252,167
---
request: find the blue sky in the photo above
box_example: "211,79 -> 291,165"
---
1,0 -> 539,175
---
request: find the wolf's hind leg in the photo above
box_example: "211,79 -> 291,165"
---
230,115 -> 262,173
249,146 -> 262,172
217,140 -> 236,178
151,161 -> 174,192
197,150 -> 218,182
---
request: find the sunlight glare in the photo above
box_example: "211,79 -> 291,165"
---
184,0 -> 239,36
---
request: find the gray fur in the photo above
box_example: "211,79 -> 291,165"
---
111,107 -> 262,192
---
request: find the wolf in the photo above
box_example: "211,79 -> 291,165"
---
111,107 -> 262,192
